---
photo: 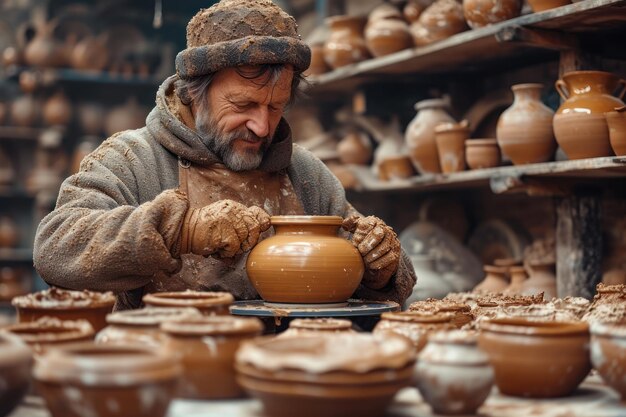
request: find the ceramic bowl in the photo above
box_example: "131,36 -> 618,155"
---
590,322 -> 626,401
465,139 -> 501,170
142,290 -> 234,315
4,316 -> 94,356
479,318 -> 590,397
34,343 -> 181,417
0,332 -> 32,417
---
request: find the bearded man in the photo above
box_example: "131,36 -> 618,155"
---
33,0 -> 416,310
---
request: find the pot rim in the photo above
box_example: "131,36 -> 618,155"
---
414,98 -> 449,111
270,215 -> 343,226
105,307 -> 203,326
160,316 -> 263,336
561,70 -> 619,81
481,317 -> 589,336
5,317 -> 94,343
12,288 -> 115,309
142,290 -> 234,307
466,139 -> 498,147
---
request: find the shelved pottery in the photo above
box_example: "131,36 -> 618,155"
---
323,16 -> 370,69
590,322 -> 626,401
377,154 -> 416,180
0,216 -> 19,248
466,139 -> 501,169
364,9 -> 412,58
474,265 -> 509,293
42,90 -> 72,127
142,290 -> 234,315
0,333 -> 32,417
305,43 -> 330,76
605,106 -> 626,156
462,0 -> 522,29
410,0 -> 467,46
337,131 -> 372,165
435,120 -> 470,173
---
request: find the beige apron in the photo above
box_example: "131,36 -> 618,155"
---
143,158 -> 304,299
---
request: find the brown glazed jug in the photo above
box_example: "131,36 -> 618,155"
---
462,0 -> 522,29
497,83 -> 556,164
605,106 -> 626,156
554,70 -> 626,159
405,98 -> 455,174
323,16 -> 370,69
434,119 -> 469,173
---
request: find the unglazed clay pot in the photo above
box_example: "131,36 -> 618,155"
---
462,0 -> 522,29
503,265 -> 528,295
34,343 -> 181,417
497,83 -> 556,164
474,265 -> 509,293
521,261 -> 557,300
4,317 -> 94,356
42,90 -> 72,126
465,139 -> 501,169
377,154 -> 417,180
246,216 -> 364,304
405,98 -> 455,174
235,333 -> 415,417
554,70 -> 626,159
12,287 -> 115,332
0,332 -> 32,417
373,311 -> 456,351
323,16 -> 370,69
410,0 -> 467,46
416,330 -> 494,415
143,290 -> 234,315
96,307 -> 203,348
479,318 -> 591,398
0,216 -> 19,248
161,316 -> 263,399
606,106 -> 626,156
435,120 -> 469,173
527,0 -> 570,12
365,16 -> 413,58
590,322 -> 626,401
337,131 -> 372,165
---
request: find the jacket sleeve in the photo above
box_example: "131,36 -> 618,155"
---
33,133 -> 188,293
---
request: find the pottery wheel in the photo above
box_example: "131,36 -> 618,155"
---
229,299 -> 400,318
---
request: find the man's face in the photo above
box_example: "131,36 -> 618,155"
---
194,65 -> 294,171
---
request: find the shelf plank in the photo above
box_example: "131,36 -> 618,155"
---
0,248 -> 33,263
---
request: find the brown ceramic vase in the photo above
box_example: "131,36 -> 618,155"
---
142,290 -> 234,315
0,332 -> 32,417
479,318 -> 591,398
474,265 -> 509,293
246,216 -> 364,304
554,70 -> 626,159
410,0 -> 467,46
365,17 -> 413,58
590,322 -> 626,401
34,343 -> 181,417
527,0 -> 570,12
373,312 -> 456,351
323,16 -> 370,69
462,0 -> 522,29
521,261 -> 557,300
465,139 -> 501,169
435,120 -> 469,173
4,317 -> 94,356
161,316 -> 263,399
606,106 -> 626,156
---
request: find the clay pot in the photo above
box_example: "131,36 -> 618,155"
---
497,83 -> 556,164
527,0 -> 570,12
465,139 -> 501,169
410,0 -> 467,46
416,330 -> 494,415
305,43 -> 330,76
70,34 -> 109,71
590,322 -> 626,401
42,90 -> 72,126
77,102 -> 106,136
365,17 -> 413,58
435,120 -> 469,173
462,0 -> 522,29
0,216 -> 19,248
23,22 -> 65,67
377,154 -> 416,180
10,94 -> 39,127
161,316 -> 263,399
12,287 -> 115,332
34,343 -> 181,417
96,307 -> 203,348
521,261 -> 557,300
554,70 -> 626,159
235,333 -> 415,417
323,16 -> 370,69
4,317 -> 94,356
143,290 -> 234,315
285,318 -> 354,335
474,265 -> 509,293
605,106 -> 626,156
0,267 -> 30,301
405,98 -> 455,174
337,131 -> 372,165
0,332 -> 32,417
503,265 -> 528,295
104,97 -> 149,137
373,312 -> 456,351
479,318 -> 591,397
246,216 -> 364,304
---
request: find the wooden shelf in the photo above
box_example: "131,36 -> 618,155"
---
307,0 -> 626,95
0,248 -> 33,263
4,66 -> 164,86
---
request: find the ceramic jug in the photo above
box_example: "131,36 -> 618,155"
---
323,16 -> 370,69
605,106 -> 626,156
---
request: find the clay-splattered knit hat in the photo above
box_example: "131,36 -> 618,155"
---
176,0 -> 311,80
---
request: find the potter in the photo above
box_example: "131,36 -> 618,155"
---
32,0 -> 416,310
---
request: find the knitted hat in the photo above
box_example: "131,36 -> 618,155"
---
176,0 -> 311,80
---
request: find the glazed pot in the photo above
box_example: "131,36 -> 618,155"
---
305,43 -> 330,76
462,0 -> 522,29
554,70 -> 626,159
466,139 -> 501,169
4,317 -> 94,356
405,98 -> 455,174
435,120 -> 469,173
497,83 -> 556,164
323,16 -> 370,69
479,318 -> 591,398
235,333 -> 415,417
42,90 -> 72,126
527,0 -> 570,12
34,343 -> 181,417
246,216 -> 364,304
364,17 -> 413,58
590,322 -> 626,401
416,330 -> 494,415
410,0 -> 467,46
161,316 -> 263,399
96,307 -> 203,348
143,290 -> 234,315
373,311 -> 456,351
474,265 -> 509,293
12,287 -> 115,333
521,261 -> 557,300
377,154 -> 417,180
503,266 -> 528,295
605,106 -> 626,156
0,332 -> 32,417
337,131 -> 372,165
0,216 -> 19,248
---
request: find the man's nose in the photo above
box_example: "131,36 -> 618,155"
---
245,107 -> 270,138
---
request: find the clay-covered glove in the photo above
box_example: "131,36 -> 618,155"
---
179,200 -> 271,258
342,215 -> 401,290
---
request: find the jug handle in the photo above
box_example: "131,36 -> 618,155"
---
617,79 -> 626,100
555,80 -> 569,101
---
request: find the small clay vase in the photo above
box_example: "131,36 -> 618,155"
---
474,265 -> 509,293
373,311 -> 456,351
0,216 -> 19,248
522,261 -> 557,300
462,0 -> 522,29
503,266 -> 528,295
554,70 -> 626,159
161,316 -> 263,399
142,290 -> 234,315
497,83 -> 556,164
527,0 -> 570,12
605,106 -> 626,156
590,322 -> 626,401
410,0 -> 467,46
0,267 -> 30,301
377,154 -> 417,180
4,317 -> 95,356
246,216 -> 364,304
323,16 -> 370,69
405,98 -> 455,174
435,120 -> 469,173
416,330 -> 494,415
466,139 -> 501,169
0,333 -> 32,417
34,343 -> 181,417
104,97 -> 149,137
305,43 -> 330,76
365,16 -> 413,58
337,131 -> 372,165
479,318 -> 591,398
23,21 -> 65,67
42,90 -> 72,127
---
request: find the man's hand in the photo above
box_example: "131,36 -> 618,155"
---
342,215 -> 401,290
180,200 -> 270,258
